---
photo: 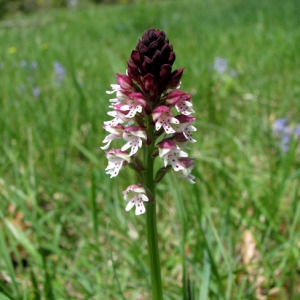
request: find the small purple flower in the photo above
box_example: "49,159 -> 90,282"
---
273,118 -> 289,135
230,70 -> 238,77
32,87 -> 41,98
294,124 -> 300,139
213,57 -> 228,74
21,60 -> 27,68
30,61 -> 38,70
53,61 -> 66,85
281,132 -> 291,152
21,60 -> 38,70
273,118 -> 300,152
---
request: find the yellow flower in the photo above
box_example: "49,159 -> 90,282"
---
41,43 -> 48,50
8,47 -> 17,54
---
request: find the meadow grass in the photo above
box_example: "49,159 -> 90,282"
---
0,0 -> 300,299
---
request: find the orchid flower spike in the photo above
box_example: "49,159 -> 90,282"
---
101,28 -> 197,215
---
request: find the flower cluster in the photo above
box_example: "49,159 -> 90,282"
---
101,28 -> 196,215
273,118 -> 300,152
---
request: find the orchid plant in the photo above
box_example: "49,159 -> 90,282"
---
101,28 -> 196,299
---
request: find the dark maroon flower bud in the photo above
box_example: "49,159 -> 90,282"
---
127,28 -> 180,95
143,73 -> 158,96
166,68 -> 184,90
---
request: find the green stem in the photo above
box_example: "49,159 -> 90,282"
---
146,202 -> 163,300
143,115 -> 163,300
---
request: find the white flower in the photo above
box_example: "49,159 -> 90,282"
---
104,105 -> 133,126
121,126 -> 147,156
158,140 -> 188,171
152,106 -> 179,134
123,184 -> 149,215
119,93 -> 147,118
165,90 -> 195,115
171,115 -> 197,143
106,84 -> 121,94
105,150 -> 131,178
100,124 -> 124,150
176,158 -> 196,184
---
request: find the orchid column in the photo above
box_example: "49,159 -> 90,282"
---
101,28 -> 196,299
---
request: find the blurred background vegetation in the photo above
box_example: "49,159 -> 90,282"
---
0,0 -> 135,19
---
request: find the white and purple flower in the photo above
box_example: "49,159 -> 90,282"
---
123,184 -> 149,215
121,126 -> 147,156
101,28 -> 197,215
152,106 -> 179,134
105,149 -> 131,178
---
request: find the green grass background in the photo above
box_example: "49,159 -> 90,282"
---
0,0 -> 300,299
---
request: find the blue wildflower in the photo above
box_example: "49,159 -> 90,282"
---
21,60 -> 27,68
280,126 -> 292,152
273,118 -> 289,135
273,118 -> 300,152
30,61 -> 38,70
32,87 -> 41,98
213,57 -> 228,74
53,61 -> 66,85
295,124 -> 300,138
